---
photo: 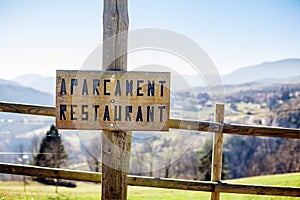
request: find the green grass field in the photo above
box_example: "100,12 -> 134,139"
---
0,173 -> 299,200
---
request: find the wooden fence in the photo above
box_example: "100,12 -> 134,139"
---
0,102 -> 300,198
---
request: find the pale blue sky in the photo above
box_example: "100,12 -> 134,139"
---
0,0 -> 300,79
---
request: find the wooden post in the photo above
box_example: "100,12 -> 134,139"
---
101,0 -> 131,200
211,104 -> 225,200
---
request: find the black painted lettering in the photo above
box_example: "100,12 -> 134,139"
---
82,79 -> 88,95
126,80 -> 133,96
137,80 -> 144,96
60,78 -> 67,95
159,81 -> 166,97
71,105 -> 77,120
114,105 -> 121,121
104,79 -> 110,95
93,79 -> 100,95
115,80 -> 121,96
93,105 -> 99,121
103,105 -> 110,121
125,106 -> 132,121
136,106 -> 143,122
82,105 -> 88,120
70,79 -> 77,95
147,106 -> 154,122
148,81 -> 155,96
60,105 -> 66,120
158,106 -> 165,122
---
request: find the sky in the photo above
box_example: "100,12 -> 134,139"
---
0,0 -> 300,79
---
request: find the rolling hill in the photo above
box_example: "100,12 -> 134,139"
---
0,79 -> 54,106
223,58 -> 300,85
13,74 -> 55,95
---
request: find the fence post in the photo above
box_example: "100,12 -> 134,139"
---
101,0 -> 131,200
211,103 -> 225,200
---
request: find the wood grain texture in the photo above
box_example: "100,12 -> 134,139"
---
215,183 -> 300,197
55,70 -> 170,131
0,102 -> 55,116
169,119 -> 300,139
222,123 -> 300,138
211,104 -> 225,200
0,162 -> 101,183
102,0 -> 130,199
0,163 -> 299,197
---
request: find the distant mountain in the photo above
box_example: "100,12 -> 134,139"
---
0,79 -> 54,106
9,58 -> 300,93
13,74 -> 55,95
223,58 -> 300,85
0,79 -> 20,87
12,72 -> 199,93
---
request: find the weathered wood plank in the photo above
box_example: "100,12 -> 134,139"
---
0,162 -> 101,183
0,163 -> 299,197
55,70 -> 170,131
0,102 -> 55,116
102,0 -> 130,199
170,119 -> 300,139
222,123 -> 300,139
215,182 -> 300,197
127,176 -> 215,192
129,177 -> 300,197
211,104 -> 225,200
0,102 -> 300,139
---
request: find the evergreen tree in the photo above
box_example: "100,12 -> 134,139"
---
198,139 -> 213,181
281,89 -> 290,101
198,139 -> 228,181
34,125 -> 68,168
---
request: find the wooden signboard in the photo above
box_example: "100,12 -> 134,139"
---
56,70 -> 170,131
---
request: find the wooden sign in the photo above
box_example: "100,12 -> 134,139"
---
56,70 -> 170,131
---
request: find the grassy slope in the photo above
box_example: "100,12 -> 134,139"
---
0,173 -> 299,200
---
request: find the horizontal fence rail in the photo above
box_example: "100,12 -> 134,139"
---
1,102 -> 300,139
0,163 -> 299,197
0,102 -> 55,117
1,101 -> 300,198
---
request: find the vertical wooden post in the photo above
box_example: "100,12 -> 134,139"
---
102,0 -> 131,200
211,104 -> 225,200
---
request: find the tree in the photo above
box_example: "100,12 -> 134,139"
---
281,88 -> 290,101
82,135 -> 102,172
157,130 -> 189,178
274,139 -> 300,174
198,139 -> 213,181
34,125 -> 68,168
30,135 -> 40,156
198,139 -> 228,181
